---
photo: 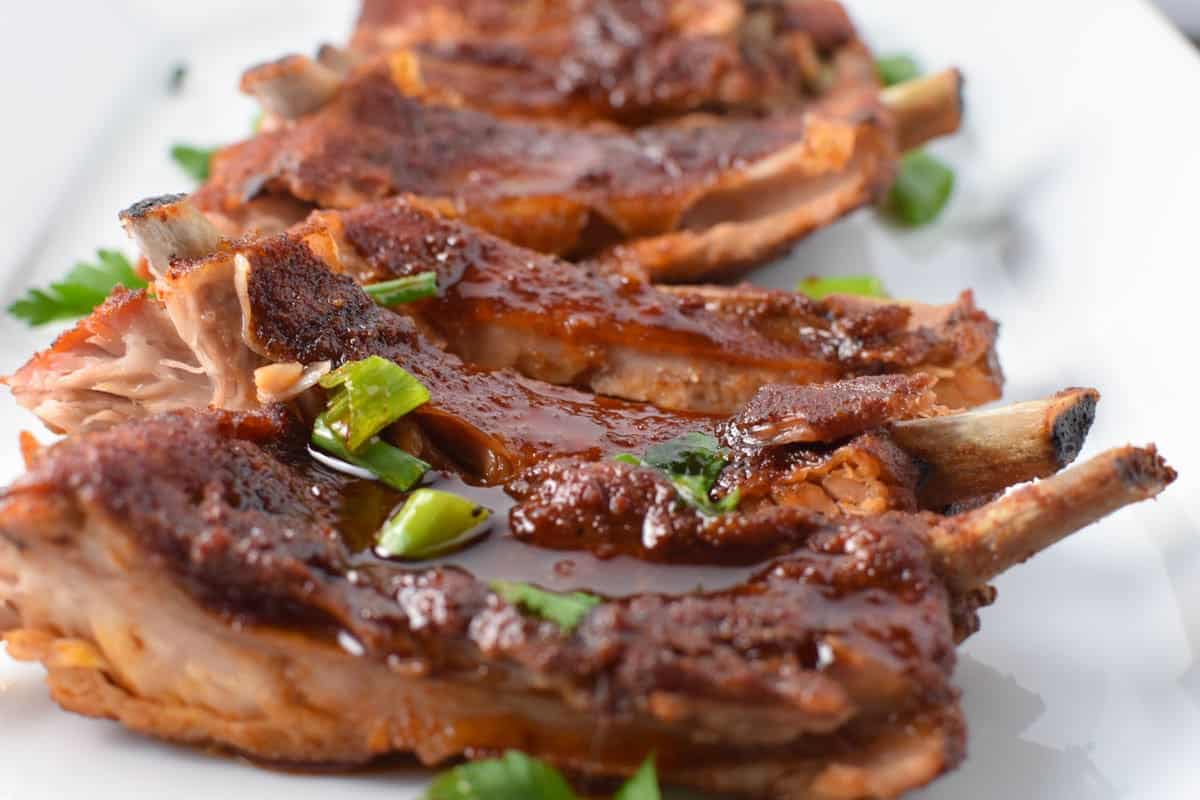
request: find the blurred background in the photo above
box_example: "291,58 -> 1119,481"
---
1157,0 -> 1200,39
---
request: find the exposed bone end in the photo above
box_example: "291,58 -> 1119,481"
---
881,68 -> 964,151
930,445 -> 1176,592
119,195 -> 223,278
891,388 -> 1099,509
240,54 -> 344,120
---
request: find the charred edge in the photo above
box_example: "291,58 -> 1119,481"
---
1115,445 -> 1177,493
1050,391 -> 1098,468
119,194 -> 190,221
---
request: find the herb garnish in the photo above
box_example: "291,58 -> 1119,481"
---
7,250 -> 147,326
365,271 -> 438,306
876,54 -> 921,87
377,488 -> 491,559
491,581 -> 602,633
310,356 -> 431,490
796,275 -> 888,301
887,150 -> 955,226
169,143 -> 217,182
423,751 -> 660,800
616,432 -> 739,514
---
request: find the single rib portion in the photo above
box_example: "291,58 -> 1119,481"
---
197,57 -> 897,270
266,0 -> 877,125
0,405 -> 1171,796
196,53 -> 968,280
0,407 -> 970,797
10,196 -> 1002,420
314,199 -> 1002,411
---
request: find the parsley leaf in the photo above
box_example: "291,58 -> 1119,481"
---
796,275 -> 888,301
8,250 -> 147,326
423,751 -> 577,800
491,581 -> 601,632
423,752 -> 660,800
170,143 -> 216,181
616,432 -> 739,515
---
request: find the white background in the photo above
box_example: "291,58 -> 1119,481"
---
1,1 -> 1199,798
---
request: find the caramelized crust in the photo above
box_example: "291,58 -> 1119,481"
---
196,60 -> 896,278
340,0 -> 874,124
0,408 -> 966,798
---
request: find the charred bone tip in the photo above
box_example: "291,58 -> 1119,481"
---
241,54 -> 344,120
930,444 -> 1176,592
120,195 -> 222,278
891,388 -> 1100,510
119,194 -> 191,222
881,68 -> 965,151
1048,387 -> 1099,467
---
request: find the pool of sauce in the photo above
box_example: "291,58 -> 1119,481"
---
330,469 -> 763,598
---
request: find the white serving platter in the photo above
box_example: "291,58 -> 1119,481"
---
1,1 -> 1198,797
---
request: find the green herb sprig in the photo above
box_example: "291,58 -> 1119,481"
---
423,752 -> 661,800
616,432 -> 739,515
491,581 -> 602,633
170,143 -> 217,182
8,250 -> 147,327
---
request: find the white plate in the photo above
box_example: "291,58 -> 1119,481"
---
2,1 -> 1199,797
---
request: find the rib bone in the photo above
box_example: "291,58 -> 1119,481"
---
118,195 -> 223,278
929,445 -> 1176,591
891,388 -> 1099,508
881,69 -> 965,152
240,55 -> 346,121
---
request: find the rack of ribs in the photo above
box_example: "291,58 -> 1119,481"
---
245,0 -> 878,126
0,4 -> 1177,799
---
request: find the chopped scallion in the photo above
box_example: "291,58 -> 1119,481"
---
311,415 -> 429,491
377,488 -> 491,559
876,54 -> 921,87
319,355 -> 430,451
796,275 -> 888,301
887,150 -> 955,226
364,271 -> 438,306
491,581 -> 602,632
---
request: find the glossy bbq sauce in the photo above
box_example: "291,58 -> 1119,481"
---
332,470 -> 762,598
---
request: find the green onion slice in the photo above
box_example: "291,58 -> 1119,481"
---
364,271 -> 438,306
377,488 -> 491,559
311,415 -> 429,491
887,150 -> 955,227
796,275 -> 888,301
876,54 -> 921,87
614,757 -> 661,800
319,356 -> 430,451
491,581 -> 602,632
